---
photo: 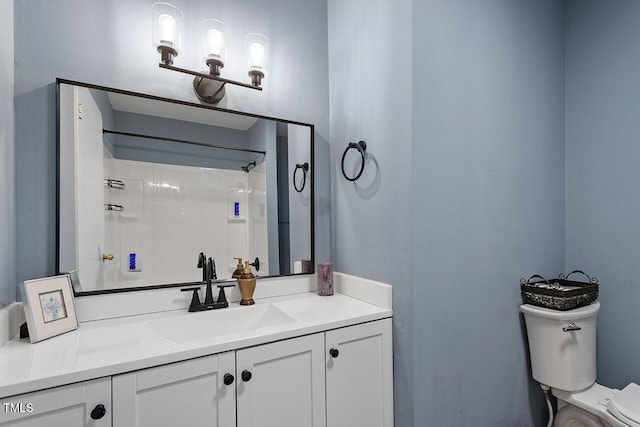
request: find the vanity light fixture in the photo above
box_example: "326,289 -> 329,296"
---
151,3 -> 269,104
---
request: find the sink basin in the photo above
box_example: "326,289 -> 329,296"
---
146,304 -> 297,344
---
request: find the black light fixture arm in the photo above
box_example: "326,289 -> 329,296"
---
152,5 -> 268,105
159,63 -> 263,91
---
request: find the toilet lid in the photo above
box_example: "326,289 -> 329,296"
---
608,383 -> 640,426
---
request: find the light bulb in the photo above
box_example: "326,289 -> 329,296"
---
206,29 -> 224,58
244,33 -> 268,86
248,42 -> 265,69
158,13 -> 176,45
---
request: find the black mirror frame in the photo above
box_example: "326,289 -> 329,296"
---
55,78 -> 315,297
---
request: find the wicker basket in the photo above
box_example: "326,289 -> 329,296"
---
520,270 -> 599,311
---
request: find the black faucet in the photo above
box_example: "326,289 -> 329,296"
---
181,252 -> 231,311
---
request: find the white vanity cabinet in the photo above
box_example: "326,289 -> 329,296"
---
326,318 -> 394,427
109,334 -> 327,427
236,333 -> 326,427
0,319 -> 393,427
0,279 -> 394,427
0,377 -> 111,427
112,352 -> 236,427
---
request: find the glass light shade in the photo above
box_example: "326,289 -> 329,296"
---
245,33 -> 269,74
152,3 -> 183,51
202,19 -> 228,64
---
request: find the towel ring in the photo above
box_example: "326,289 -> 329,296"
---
293,162 -> 309,193
341,140 -> 367,182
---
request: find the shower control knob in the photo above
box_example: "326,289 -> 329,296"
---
223,373 -> 235,385
329,348 -> 339,358
90,404 -> 106,420
241,370 -> 252,382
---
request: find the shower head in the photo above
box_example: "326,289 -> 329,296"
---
241,161 -> 257,173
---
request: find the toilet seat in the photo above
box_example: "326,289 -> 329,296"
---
607,401 -> 640,427
607,383 -> 640,427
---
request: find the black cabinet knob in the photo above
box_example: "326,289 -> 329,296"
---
223,373 -> 235,385
241,370 -> 252,382
90,404 -> 106,420
329,348 -> 339,358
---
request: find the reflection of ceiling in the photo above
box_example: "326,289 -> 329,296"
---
108,92 -> 258,131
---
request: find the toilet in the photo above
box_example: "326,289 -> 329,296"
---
520,302 -> 640,426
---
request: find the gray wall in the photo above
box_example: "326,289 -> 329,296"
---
413,1 -> 566,425
329,0 -> 566,425
328,0 -> 414,426
13,0 -> 330,290
565,0 -> 640,390
0,0 -> 15,307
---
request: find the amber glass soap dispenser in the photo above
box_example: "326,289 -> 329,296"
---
237,261 -> 256,305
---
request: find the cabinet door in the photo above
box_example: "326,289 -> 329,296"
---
326,319 -> 394,427
0,377 -> 111,426
112,352 -> 235,427
236,333 -> 325,427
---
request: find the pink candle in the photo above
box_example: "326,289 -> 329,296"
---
301,259 -> 312,274
317,262 -> 334,296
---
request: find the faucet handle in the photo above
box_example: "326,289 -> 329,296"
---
216,282 -> 236,288
214,282 -> 236,309
216,288 -> 229,308
215,283 -> 235,308
181,287 -> 203,312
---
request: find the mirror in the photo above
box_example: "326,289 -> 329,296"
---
56,80 -> 313,294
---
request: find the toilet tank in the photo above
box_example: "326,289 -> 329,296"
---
520,302 -> 600,392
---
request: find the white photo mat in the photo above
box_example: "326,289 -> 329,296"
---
20,275 -> 78,343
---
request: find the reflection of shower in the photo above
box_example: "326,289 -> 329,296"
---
241,161 -> 257,173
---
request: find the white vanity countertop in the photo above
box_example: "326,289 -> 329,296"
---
0,273 -> 392,398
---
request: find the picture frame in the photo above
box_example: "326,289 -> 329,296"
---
19,275 -> 79,343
